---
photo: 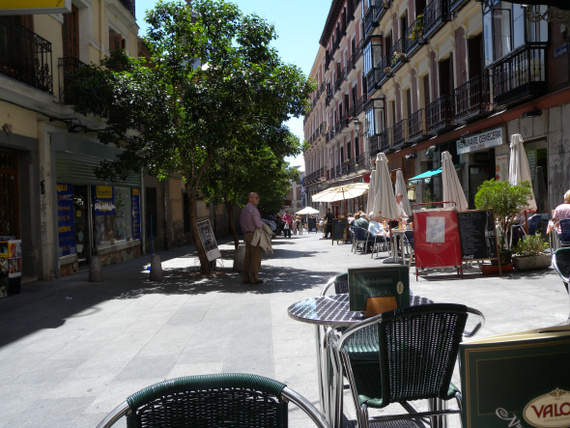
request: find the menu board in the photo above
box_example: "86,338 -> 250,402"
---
457,210 -> 498,261
348,266 -> 410,311
332,218 -> 347,241
308,218 -> 317,232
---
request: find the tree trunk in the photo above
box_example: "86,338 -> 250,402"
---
187,183 -> 211,274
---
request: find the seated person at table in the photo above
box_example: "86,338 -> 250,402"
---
548,189 -> 570,235
353,211 -> 369,229
368,219 -> 389,236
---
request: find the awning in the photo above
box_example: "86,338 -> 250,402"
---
408,168 -> 442,185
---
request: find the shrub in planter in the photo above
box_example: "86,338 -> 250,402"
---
512,234 -> 551,270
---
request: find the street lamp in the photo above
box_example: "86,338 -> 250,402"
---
353,118 -> 362,135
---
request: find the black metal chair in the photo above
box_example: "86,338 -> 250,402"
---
332,304 -> 484,428
352,226 -> 373,254
552,247 -> 570,323
558,218 -> 570,247
404,230 -> 415,267
96,373 -> 330,428
321,273 -> 348,296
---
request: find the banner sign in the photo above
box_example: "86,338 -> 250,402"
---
94,186 -> 115,216
131,188 -> 140,240
57,183 -> 75,257
0,0 -> 72,15
457,127 -> 504,155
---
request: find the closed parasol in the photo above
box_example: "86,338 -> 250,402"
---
395,169 -> 412,217
442,151 -> 468,211
372,153 -> 399,221
509,134 -> 537,212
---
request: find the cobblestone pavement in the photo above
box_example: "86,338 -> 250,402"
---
0,231 -> 566,427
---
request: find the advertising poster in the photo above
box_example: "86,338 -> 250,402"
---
131,188 -> 140,240
495,154 -> 508,181
93,186 -> 115,245
197,220 -> 221,262
7,240 -> 21,278
57,183 -> 75,257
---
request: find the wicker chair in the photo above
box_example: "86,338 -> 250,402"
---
552,247 -> 570,323
558,218 -> 570,247
96,373 -> 330,428
331,303 -> 484,428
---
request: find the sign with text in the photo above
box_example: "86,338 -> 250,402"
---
0,0 -> 72,15
457,210 -> 498,262
348,266 -> 409,311
57,183 -> 74,257
197,220 -> 220,262
457,127 -> 504,155
460,326 -> 570,428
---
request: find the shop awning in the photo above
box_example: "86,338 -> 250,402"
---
408,167 -> 442,185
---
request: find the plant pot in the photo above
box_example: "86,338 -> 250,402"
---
480,262 -> 514,275
513,254 -> 551,271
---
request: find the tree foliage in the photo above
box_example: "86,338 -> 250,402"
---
68,0 -> 313,272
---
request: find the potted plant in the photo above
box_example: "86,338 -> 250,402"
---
409,15 -> 425,43
512,234 -> 551,271
474,179 -> 534,271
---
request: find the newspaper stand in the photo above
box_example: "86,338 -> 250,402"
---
411,202 -> 463,280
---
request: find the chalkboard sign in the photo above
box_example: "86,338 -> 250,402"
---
332,218 -> 347,241
457,210 -> 498,261
308,218 -> 317,232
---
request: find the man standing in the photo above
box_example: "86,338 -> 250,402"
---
240,192 -> 264,284
324,208 -> 334,238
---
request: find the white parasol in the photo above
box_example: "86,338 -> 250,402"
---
366,170 -> 377,217
372,153 -> 399,221
311,182 -> 369,203
395,169 -> 412,217
295,206 -> 320,215
508,133 -> 537,212
441,151 -> 468,211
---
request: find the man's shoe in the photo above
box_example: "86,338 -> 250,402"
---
251,280 -> 264,284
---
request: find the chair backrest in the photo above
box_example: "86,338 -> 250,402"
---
336,303 -> 484,407
321,273 -> 348,296
559,218 -> 570,242
528,214 -> 541,235
553,247 -> 570,283
97,373 -> 330,428
353,226 -> 369,241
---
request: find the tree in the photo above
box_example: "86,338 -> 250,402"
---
68,0 -> 313,273
474,179 -> 533,250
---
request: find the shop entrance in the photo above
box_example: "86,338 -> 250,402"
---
73,185 -> 91,267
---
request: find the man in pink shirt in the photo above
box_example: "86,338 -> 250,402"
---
240,192 -> 264,284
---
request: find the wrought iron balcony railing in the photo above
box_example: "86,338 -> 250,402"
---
426,94 -> 454,135
454,74 -> 491,123
408,108 -> 428,142
392,119 -> 409,149
119,0 -> 135,17
423,0 -> 449,39
488,43 -> 547,108
0,17 -> 53,94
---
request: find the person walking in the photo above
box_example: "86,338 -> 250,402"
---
282,211 -> 293,238
324,208 -> 334,239
240,192 -> 264,284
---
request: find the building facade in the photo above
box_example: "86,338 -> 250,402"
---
304,0 -> 570,220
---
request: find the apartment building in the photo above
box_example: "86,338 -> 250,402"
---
304,0 -> 570,218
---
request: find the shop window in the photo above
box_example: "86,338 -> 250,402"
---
114,186 -> 132,241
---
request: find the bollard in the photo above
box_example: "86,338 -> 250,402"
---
149,254 -> 164,281
88,256 -> 104,282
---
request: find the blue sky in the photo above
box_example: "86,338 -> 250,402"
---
135,0 -> 333,170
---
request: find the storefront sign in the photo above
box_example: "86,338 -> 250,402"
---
0,0 -> 72,15
132,188 -> 140,240
457,128 -> 504,155
57,183 -> 75,257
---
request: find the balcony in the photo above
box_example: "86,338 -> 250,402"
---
426,94 -> 454,135
449,0 -> 470,15
379,128 -> 392,152
408,108 -> 428,143
393,119 -> 409,149
0,17 -> 53,94
488,43 -> 547,108
119,0 -> 135,17
58,57 -> 87,104
454,74 -> 491,124
422,0 -> 449,39
368,134 -> 380,156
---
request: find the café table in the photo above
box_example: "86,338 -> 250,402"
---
382,228 -> 407,264
287,293 -> 433,427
